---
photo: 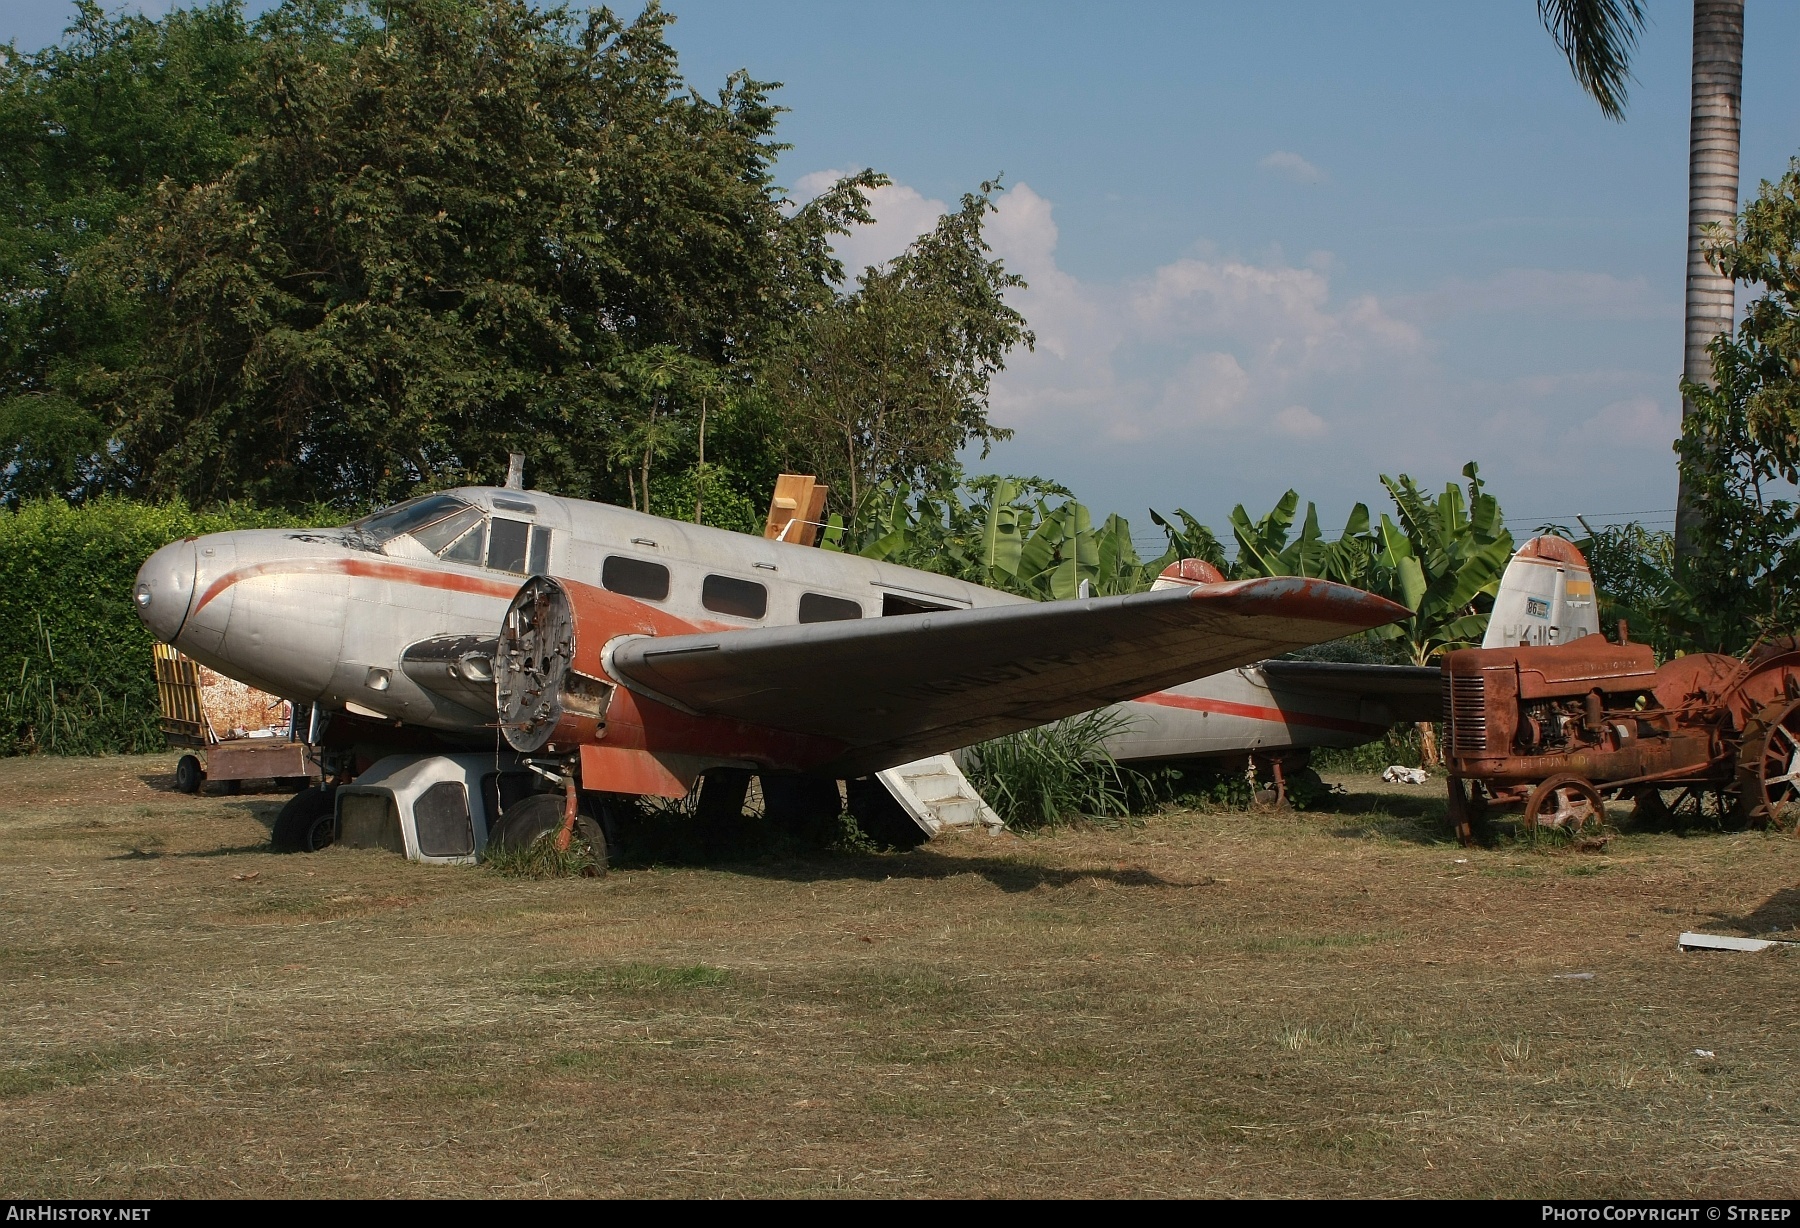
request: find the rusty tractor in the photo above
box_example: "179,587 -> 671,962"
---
1441,631 -> 1800,844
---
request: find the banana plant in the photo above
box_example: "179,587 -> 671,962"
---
823,476 -> 1152,599
1147,508 -> 1229,572
1225,491 -> 1373,586
1368,462 -> 1514,665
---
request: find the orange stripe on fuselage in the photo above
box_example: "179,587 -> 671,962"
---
1131,690 -> 1386,736
193,556 -> 751,635
193,557 -> 524,614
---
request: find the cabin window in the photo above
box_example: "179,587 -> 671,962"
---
528,526 -> 552,575
882,593 -> 955,617
602,555 -> 670,601
703,574 -> 767,620
799,593 -> 862,623
487,517 -> 531,574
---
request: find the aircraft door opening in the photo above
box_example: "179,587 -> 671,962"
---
882,593 -> 954,617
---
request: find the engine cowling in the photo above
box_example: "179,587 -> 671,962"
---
496,575 -> 615,753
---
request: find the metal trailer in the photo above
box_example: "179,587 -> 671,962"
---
152,642 -> 319,793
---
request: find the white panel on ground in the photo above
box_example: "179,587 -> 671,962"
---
877,754 -> 1004,837
1678,931 -> 1796,952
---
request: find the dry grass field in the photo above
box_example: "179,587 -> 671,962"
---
1,752 -> 1797,1198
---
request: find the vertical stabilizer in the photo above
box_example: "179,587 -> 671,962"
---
1482,536 -> 1601,649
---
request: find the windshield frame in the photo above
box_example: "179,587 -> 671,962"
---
346,494 -> 475,545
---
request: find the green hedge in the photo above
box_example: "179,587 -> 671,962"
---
0,498 -> 329,754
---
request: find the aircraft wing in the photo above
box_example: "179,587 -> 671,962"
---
606,578 -> 1408,776
1258,659 -> 1443,724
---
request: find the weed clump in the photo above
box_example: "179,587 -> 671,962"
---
966,709 -> 1157,830
483,838 -> 602,879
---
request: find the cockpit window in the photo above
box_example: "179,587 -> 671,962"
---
349,494 -> 472,543
411,505 -> 484,556
437,518 -> 486,565
347,493 -> 547,575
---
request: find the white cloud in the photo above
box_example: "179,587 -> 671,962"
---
793,169 -> 946,279
789,172 -> 1681,532
977,182 -> 1419,446
1259,150 -> 1327,184
1564,395 -> 1682,450
1274,406 -> 1328,439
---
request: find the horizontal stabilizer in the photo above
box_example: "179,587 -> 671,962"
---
1258,659 -> 1442,724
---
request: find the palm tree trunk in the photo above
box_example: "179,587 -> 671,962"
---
1673,0 -> 1745,558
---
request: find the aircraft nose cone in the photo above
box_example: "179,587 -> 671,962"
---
134,538 -> 198,643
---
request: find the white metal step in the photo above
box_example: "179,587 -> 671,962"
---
875,754 -> 1004,837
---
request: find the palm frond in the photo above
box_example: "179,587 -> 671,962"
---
1539,0 -> 1647,121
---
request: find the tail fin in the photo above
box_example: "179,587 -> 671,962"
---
1481,536 -> 1600,649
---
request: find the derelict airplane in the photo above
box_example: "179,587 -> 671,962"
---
132,472 -> 1415,858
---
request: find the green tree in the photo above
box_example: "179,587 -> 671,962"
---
764,181 -> 1034,522
54,0 -> 878,509
1670,163 -> 1800,651
0,0 -> 266,503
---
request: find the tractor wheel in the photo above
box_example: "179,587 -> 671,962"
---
272,786 -> 338,852
1445,777 -> 1490,847
1523,774 -> 1606,835
1736,697 -> 1800,830
174,754 -> 204,795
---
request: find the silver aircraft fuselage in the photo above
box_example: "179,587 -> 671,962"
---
133,487 -> 1411,767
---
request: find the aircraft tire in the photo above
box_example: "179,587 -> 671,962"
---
489,792 -> 609,871
761,774 -> 842,845
272,786 -> 337,852
174,754 -> 204,794
847,777 -> 928,850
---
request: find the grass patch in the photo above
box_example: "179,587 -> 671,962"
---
529,963 -> 732,995
0,1043 -> 163,1099
966,709 -> 1151,829
483,839 -> 603,879
7,756 -> 1800,1198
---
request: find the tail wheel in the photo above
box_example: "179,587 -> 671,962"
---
1446,777 -> 1490,847
1523,774 -> 1605,834
1739,698 -> 1800,830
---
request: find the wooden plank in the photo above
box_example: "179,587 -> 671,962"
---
763,473 -> 816,542
798,482 -> 829,548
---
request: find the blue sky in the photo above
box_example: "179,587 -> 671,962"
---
7,2 -> 1800,546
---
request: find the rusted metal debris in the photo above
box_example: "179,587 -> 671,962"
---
153,642 -> 317,792
1442,631 -> 1800,844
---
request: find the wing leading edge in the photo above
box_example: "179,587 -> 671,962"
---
605,577 -> 1408,776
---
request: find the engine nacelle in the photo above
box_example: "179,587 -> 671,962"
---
496,575 -> 628,753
